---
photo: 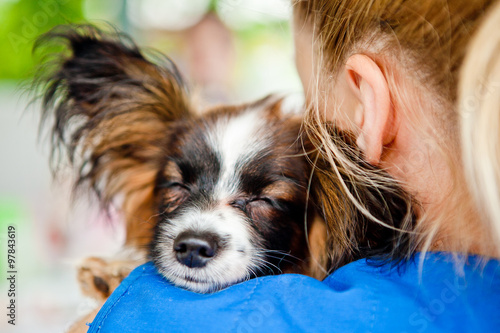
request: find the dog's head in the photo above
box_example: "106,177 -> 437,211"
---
150,100 -> 319,292
35,26 -> 325,292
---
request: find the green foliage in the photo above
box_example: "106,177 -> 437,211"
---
0,0 -> 85,80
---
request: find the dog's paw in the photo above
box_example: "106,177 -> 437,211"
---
77,257 -> 139,301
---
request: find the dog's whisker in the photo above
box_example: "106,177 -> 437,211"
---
252,257 -> 284,275
260,249 -> 302,261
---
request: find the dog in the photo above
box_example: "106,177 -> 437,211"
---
35,25 -> 328,293
34,25 -> 414,329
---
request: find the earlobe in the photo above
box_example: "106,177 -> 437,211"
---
345,54 -> 395,165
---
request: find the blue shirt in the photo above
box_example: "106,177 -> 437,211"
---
87,253 -> 500,332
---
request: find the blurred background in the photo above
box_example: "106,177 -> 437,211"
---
0,0 -> 301,331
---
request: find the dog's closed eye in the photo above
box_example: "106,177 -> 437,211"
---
236,196 -> 277,215
159,182 -> 191,213
157,161 -> 191,213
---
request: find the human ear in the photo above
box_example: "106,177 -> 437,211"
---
345,54 -> 395,165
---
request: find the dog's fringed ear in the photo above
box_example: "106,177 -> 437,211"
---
34,25 -> 192,247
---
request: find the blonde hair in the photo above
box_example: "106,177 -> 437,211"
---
459,0 -> 500,246
294,0 -> 499,258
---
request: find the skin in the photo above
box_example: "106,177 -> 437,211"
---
293,18 -> 496,255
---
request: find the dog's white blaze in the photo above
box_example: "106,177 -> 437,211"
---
207,108 -> 271,199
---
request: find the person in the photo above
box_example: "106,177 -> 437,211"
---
86,1 -> 500,332
293,0 -> 500,258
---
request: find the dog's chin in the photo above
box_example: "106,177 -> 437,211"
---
155,259 -> 252,294
167,274 -> 244,293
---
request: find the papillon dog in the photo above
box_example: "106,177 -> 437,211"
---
34,25 -> 414,299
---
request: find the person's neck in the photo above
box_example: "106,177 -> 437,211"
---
381,117 -> 499,258
406,174 -> 500,258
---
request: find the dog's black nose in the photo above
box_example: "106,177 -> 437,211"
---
173,232 -> 218,268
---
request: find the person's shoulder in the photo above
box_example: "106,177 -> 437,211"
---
87,261 -> 379,332
87,253 -> 500,332
325,252 -> 500,332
